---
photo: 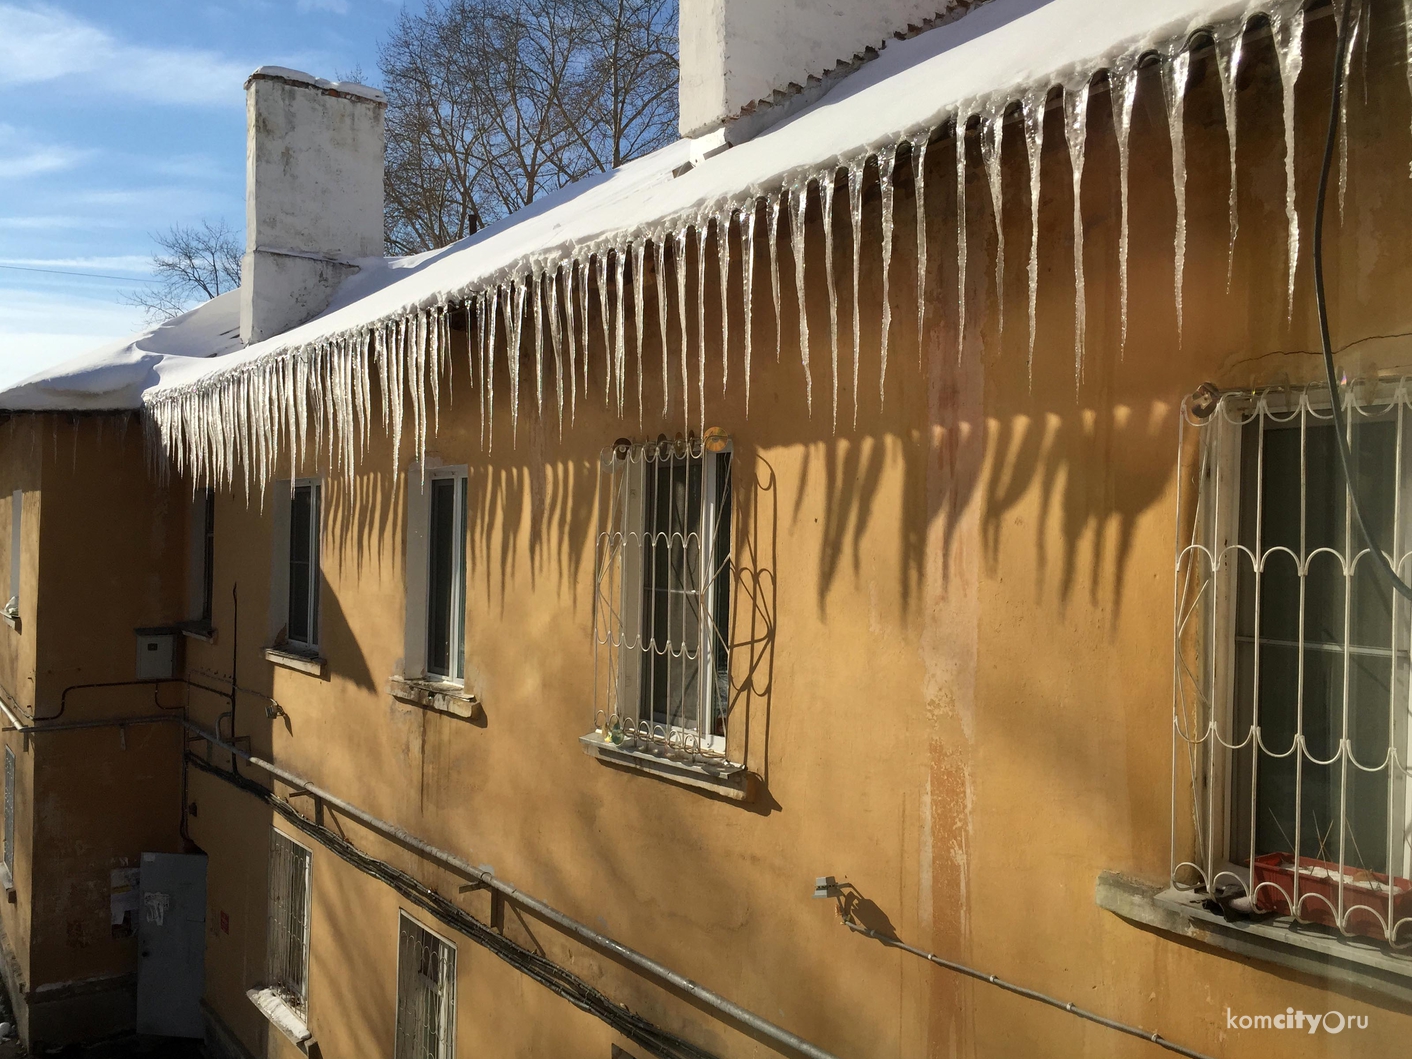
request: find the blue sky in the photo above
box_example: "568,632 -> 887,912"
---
0,0 -> 402,390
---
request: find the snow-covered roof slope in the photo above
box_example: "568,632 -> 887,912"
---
0,290 -> 243,412
147,0 -> 1253,404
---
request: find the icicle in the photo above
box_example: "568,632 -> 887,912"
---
674,228 -> 691,434
1271,0 -> 1305,320
597,253 -> 611,407
767,193 -> 783,362
1063,79 -> 1090,388
614,248 -> 627,417
486,289 -> 499,451
532,271 -> 545,416
1214,29 -> 1243,290
789,183 -> 813,413
632,242 -> 646,426
565,263 -> 579,425
981,104 -> 1006,336
695,220 -> 707,430
476,296 -> 488,448
820,169 -> 840,430
912,134 -> 929,364
846,160 -> 865,426
1110,58 -> 1138,353
1022,86 -> 1047,381
1161,48 -> 1191,339
655,239 -> 671,416
877,147 -> 896,405
578,258 -> 591,401
1338,1 -> 1362,219
956,115 -> 968,364
550,269 -> 566,436
717,210 -> 731,396
741,199 -> 756,415
511,281 -> 527,441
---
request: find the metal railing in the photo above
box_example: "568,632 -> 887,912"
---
395,914 -> 456,1059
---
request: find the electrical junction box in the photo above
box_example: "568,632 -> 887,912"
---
134,627 -> 182,681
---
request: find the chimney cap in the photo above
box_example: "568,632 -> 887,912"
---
245,65 -> 386,105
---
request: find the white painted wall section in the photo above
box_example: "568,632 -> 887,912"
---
241,68 -> 386,344
679,0 -> 959,135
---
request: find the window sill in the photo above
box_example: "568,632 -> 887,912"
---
175,620 -> 217,644
247,986 -> 313,1050
264,647 -> 326,678
1,612 -> 19,632
1096,870 -> 1412,1004
389,676 -> 483,722
0,864 -> 13,900
578,732 -> 752,802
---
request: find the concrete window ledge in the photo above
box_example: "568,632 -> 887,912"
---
389,676 -> 483,722
1,611 -> 19,632
175,620 -> 217,644
579,732 -> 753,802
247,986 -> 313,1051
0,864 -> 13,901
1096,870 -> 1412,1004
263,647 -> 326,678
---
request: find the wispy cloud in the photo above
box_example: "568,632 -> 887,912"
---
297,0 -> 349,13
0,255 -> 151,273
0,124 -> 92,179
0,4 -> 253,106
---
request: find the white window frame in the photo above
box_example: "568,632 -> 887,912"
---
404,466 -> 468,684
592,437 -> 733,759
266,829 -> 313,1015
1175,382 -> 1412,943
6,490 -> 20,619
394,912 -> 456,1059
269,479 -> 321,651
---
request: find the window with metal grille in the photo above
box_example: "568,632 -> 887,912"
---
395,914 -> 456,1059
288,482 -> 320,647
592,436 -> 733,758
1175,381 -> 1412,946
267,830 -> 312,1014
426,473 -> 467,682
4,746 -> 14,877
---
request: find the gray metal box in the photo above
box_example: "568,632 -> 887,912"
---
134,627 -> 181,681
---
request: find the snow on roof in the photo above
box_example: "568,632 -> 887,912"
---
148,0 -> 1253,408
0,290 -> 243,412
246,66 -> 387,104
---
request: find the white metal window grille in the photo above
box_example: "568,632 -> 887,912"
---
288,482 -> 320,647
266,829 -> 312,1014
4,746 -> 14,877
395,914 -> 456,1059
426,473 -> 467,682
593,436 -> 733,758
1174,381 -> 1412,947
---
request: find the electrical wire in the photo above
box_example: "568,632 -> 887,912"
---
0,263 -> 142,282
1316,0 -> 1412,600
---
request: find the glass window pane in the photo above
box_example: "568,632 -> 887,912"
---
427,478 -> 457,676
288,486 -> 311,644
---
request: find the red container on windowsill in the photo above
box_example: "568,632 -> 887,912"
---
1251,852 -> 1412,942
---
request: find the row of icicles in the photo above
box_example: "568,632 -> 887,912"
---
147,0 -> 1389,497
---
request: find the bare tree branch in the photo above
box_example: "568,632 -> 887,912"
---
379,0 -> 678,255
124,219 -> 243,322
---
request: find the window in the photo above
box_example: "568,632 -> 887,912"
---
425,474 -> 467,681
187,489 -> 215,626
395,914 -> 455,1059
1175,382 -> 1412,945
287,482 -> 320,648
4,746 -> 14,878
593,436 -> 733,757
201,489 -> 215,623
267,830 -> 312,1015
5,490 -> 20,618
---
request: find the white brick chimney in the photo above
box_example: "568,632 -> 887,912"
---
679,0 -> 958,138
240,67 -> 386,345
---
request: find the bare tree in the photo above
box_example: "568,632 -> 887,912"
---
379,0 -> 678,255
125,219 -> 243,322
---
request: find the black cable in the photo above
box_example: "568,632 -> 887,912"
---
185,753 -> 721,1059
1316,0 -> 1412,600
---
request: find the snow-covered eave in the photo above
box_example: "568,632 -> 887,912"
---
144,0 -> 1330,492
